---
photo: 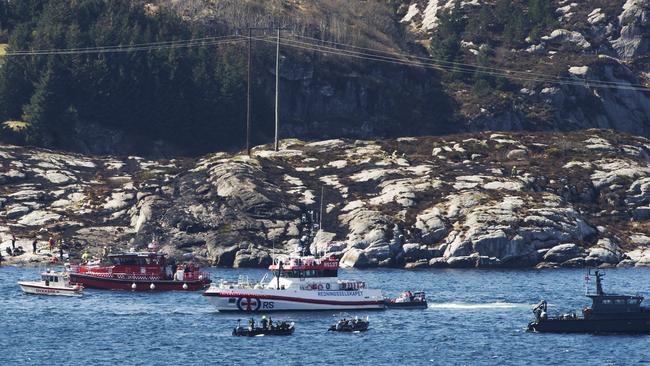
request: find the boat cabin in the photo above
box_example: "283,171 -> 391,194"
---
41,272 -> 68,286
79,252 -> 170,277
588,294 -> 644,313
108,253 -> 166,267
269,256 -> 339,279
586,270 -> 645,315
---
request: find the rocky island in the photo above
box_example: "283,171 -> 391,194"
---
2,129 -> 650,269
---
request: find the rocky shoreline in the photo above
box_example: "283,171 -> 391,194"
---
3,129 -> 650,269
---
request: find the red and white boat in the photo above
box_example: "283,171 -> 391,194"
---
68,252 -> 211,291
203,255 -> 384,312
18,270 -> 83,297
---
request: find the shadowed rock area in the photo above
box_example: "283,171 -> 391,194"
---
3,129 -> 650,269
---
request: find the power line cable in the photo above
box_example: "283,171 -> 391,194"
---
287,34 -> 649,91
262,36 -> 650,92
4,35 -> 251,56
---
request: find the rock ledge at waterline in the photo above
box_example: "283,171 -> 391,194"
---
3,130 -> 650,269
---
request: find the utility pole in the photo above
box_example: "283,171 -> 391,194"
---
246,27 -> 252,156
274,27 -> 281,152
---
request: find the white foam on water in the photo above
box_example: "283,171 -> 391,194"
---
428,302 -> 531,310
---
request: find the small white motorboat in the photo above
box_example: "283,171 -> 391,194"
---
18,270 -> 83,297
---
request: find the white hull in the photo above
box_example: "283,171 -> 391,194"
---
204,288 -> 385,312
18,281 -> 82,297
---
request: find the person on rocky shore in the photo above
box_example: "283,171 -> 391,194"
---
32,237 -> 37,253
48,236 -> 55,252
11,234 -> 16,252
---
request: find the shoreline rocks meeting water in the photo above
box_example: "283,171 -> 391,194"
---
2,129 -> 650,269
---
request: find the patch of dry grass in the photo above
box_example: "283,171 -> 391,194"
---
2,120 -> 30,132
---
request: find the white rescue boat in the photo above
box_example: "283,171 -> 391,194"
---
18,270 -> 83,297
204,255 -> 384,312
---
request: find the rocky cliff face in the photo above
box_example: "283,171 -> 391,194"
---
143,0 -> 650,155
398,0 -> 650,136
4,130 -> 650,269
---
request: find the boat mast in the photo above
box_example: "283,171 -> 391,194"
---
595,270 -> 604,296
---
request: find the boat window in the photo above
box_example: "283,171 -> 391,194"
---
602,299 -> 612,305
614,299 -> 626,305
628,299 -> 640,305
53,276 -> 58,282
228,298 -> 236,304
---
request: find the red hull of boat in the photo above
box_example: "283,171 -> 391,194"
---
69,273 -> 210,291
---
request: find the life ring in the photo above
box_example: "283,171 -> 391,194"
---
317,284 -> 324,290
325,283 -> 331,290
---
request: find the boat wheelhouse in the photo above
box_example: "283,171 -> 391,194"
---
18,270 -> 83,297
204,255 -> 384,312
69,251 -> 211,291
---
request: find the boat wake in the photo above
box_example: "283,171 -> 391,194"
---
428,302 -> 531,310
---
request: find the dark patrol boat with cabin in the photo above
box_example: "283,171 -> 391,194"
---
528,270 -> 650,334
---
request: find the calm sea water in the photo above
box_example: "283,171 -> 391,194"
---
1,266 -> 650,366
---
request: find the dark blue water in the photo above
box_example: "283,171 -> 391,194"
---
2,267 -> 650,366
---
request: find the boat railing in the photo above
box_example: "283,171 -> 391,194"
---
300,282 -> 337,291
218,276 -> 256,289
182,271 -> 210,281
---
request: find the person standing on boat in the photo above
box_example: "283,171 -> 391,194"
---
261,316 -> 268,329
81,251 -> 89,263
248,318 -> 255,330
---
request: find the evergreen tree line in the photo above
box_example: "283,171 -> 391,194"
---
429,0 -> 557,96
0,0 -> 248,155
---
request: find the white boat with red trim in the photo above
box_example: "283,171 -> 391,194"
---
203,255 -> 384,312
18,270 -> 83,297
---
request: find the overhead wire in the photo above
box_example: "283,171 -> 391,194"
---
4,34 -> 252,56
1,30 -> 648,92
287,33 -> 645,90
261,35 -> 650,92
